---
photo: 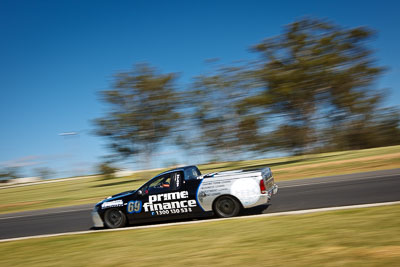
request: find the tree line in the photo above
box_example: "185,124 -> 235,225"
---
94,18 -> 400,167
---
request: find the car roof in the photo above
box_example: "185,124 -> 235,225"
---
157,165 -> 198,176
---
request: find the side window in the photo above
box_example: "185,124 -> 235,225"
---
193,168 -> 200,177
158,175 -> 172,188
144,171 -> 183,194
147,174 -> 172,193
184,167 -> 201,180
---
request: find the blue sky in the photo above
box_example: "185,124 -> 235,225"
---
1,0 -> 399,177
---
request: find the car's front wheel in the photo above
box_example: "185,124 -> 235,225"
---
213,195 -> 241,218
104,208 -> 127,228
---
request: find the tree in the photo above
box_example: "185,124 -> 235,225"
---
324,107 -> 400,151
0,167 -> 21,183
187,64 -> 261,159
97,161 -> 119,179
34,167 -> 55,180
94,64 -> 180,167
242,18 -> 387,154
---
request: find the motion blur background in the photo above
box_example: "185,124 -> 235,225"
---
1,0 -> 399,180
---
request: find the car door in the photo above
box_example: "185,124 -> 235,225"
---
184,176 -> 208,216
126,171 -> 187,223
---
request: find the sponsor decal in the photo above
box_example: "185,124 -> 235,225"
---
198,191 -> 207,202
198,179 -> 231,198
143,191 -> 197,216
175,173 -> 180,188
101,199 -> 123,209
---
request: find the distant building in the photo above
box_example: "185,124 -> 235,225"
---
114,170 -> 135,178
5,177 -> 41,185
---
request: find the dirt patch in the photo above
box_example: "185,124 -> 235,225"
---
317,246 -> 346,254
74,197 -> 104,204
356,246 -> 400,259
316,246 -> 400,259
0,201 -> 44,210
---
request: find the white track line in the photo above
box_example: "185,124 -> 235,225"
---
1,201 -> 399,243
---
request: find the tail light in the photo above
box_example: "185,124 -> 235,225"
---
260,179 -> 266,194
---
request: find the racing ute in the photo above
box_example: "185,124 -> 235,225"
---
92,165 -> 278,228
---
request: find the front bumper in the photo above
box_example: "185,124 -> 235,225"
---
92,211 -> 104,228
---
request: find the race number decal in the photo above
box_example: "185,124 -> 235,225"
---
127,200 -> 142,214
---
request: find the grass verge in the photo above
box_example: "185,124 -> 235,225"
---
1,204 -> 400,266
0,145 -> 399,214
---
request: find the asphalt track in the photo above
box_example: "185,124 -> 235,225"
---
1,169 -> 399,240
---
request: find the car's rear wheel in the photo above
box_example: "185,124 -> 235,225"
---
213,195 -> 241,218
104,208 -> 126,228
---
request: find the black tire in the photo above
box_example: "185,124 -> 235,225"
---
213,195 -> 241,218
104,208 -> 127,229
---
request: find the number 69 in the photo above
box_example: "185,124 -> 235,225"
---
127,200 -> 142,213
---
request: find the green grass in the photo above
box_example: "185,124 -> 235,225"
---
201,145 -> 400,179
1,204 -> 400,266
0,145 -> 399,214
